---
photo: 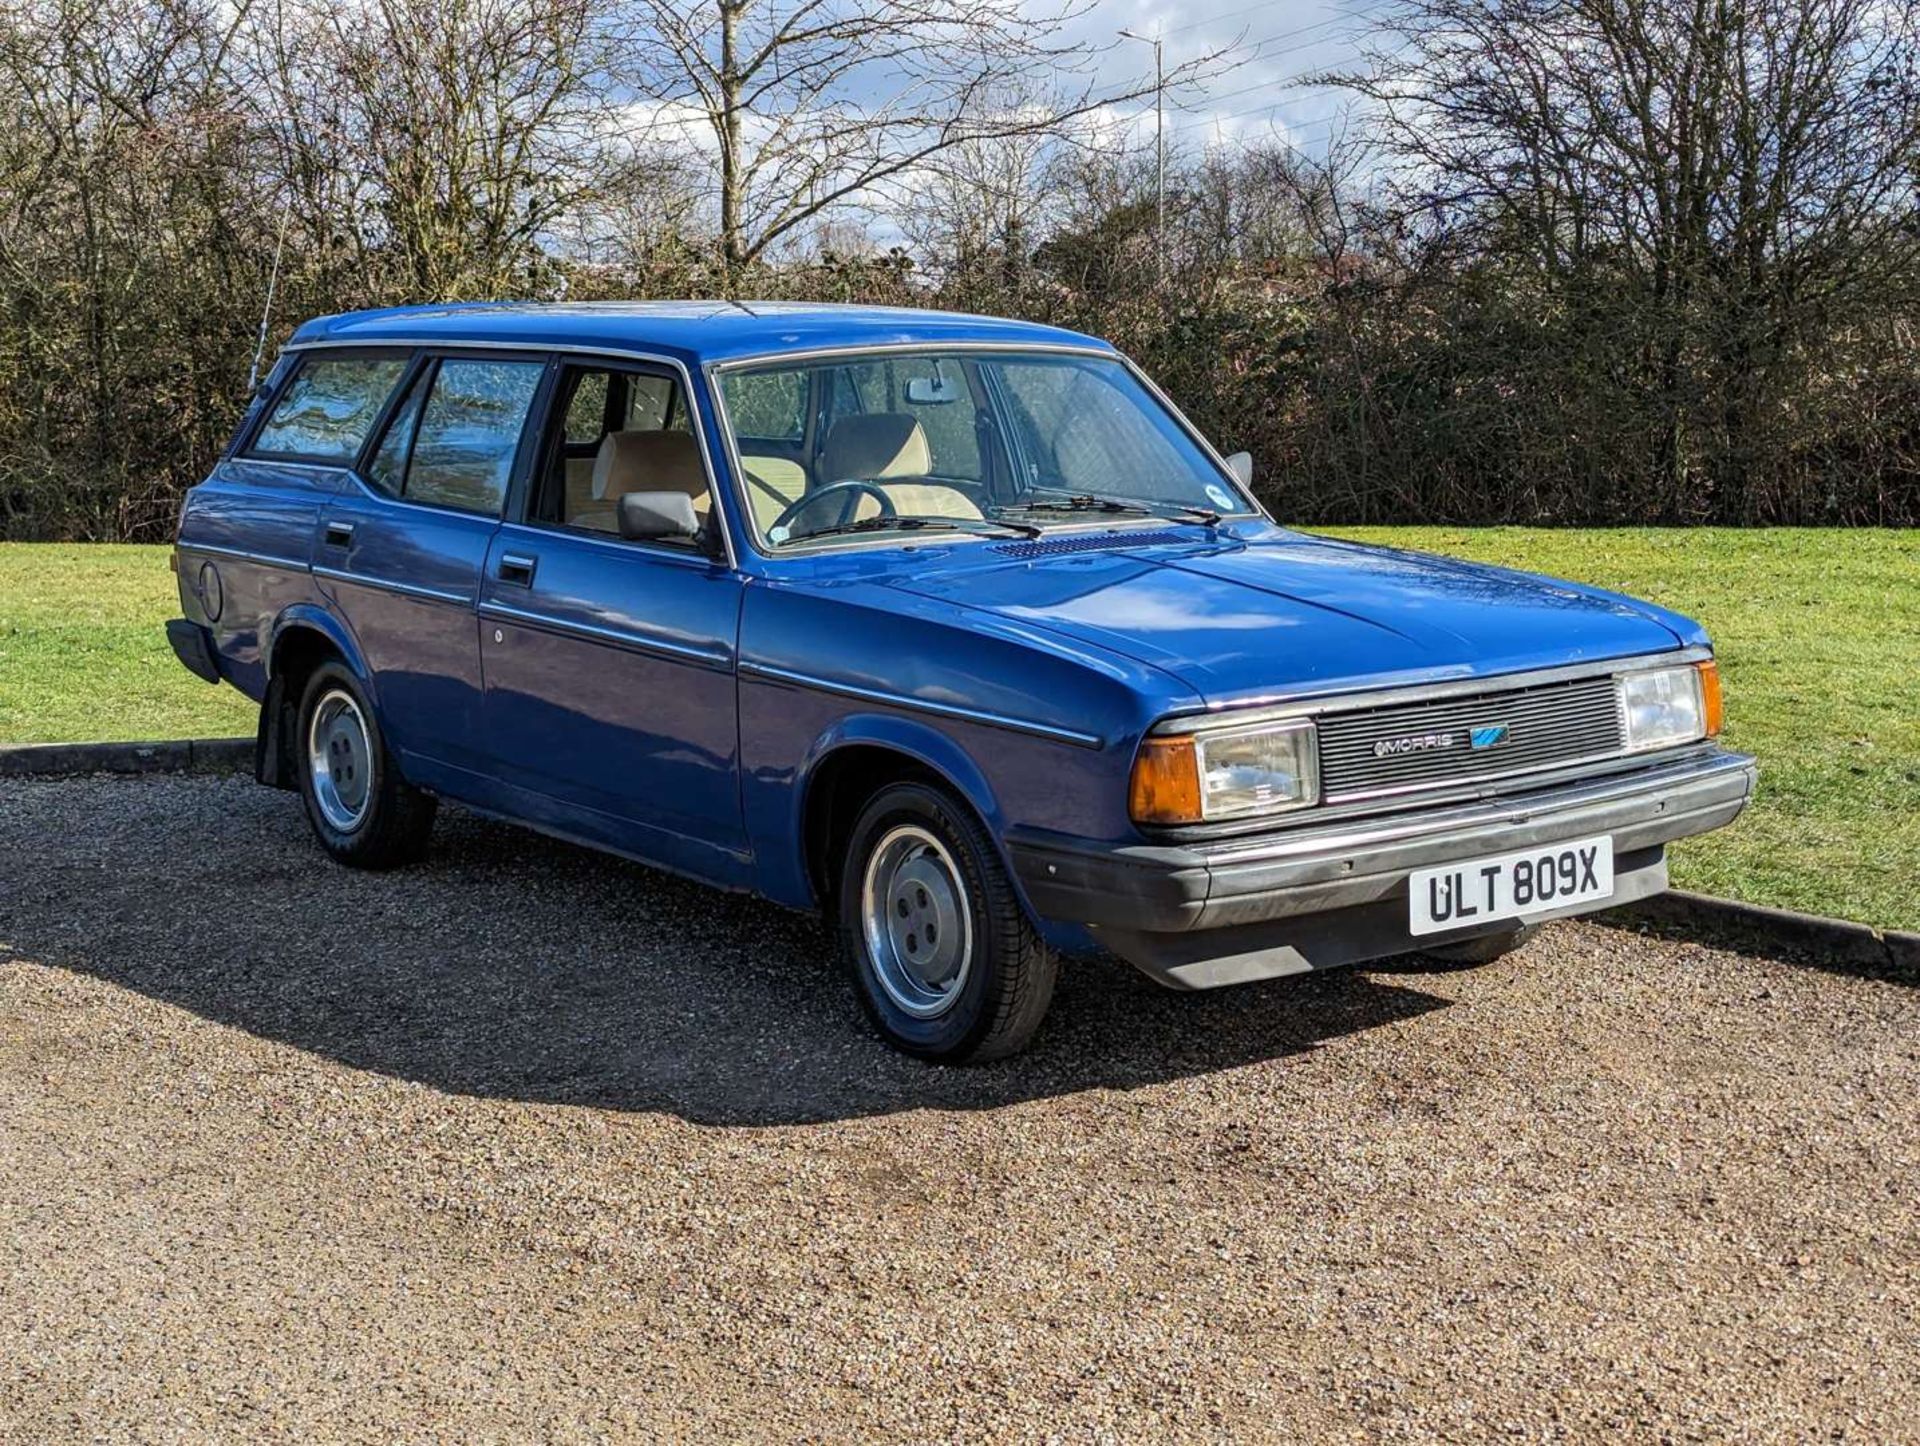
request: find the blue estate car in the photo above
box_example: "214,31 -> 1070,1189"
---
169,302 -> 1756,1061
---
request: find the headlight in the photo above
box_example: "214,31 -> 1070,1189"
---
1131,719 -> 1319,825
1620,660 -> 1722,752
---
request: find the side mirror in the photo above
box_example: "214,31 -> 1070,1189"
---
1224,451 -> 1254,488
617,490 -> 701,542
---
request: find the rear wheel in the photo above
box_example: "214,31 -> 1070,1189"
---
1419,923 -> 1538,968
296,662 -> 436,869
839,782 -> 1056,1062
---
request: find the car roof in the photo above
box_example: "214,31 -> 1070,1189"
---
285,300 -> 1115,367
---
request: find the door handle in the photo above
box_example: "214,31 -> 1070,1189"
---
323,521 -> 355,549
498,553 -> 537,586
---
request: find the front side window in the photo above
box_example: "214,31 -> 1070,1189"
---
252,355 -> 407,460
716,349 -> 1250,549
363,357 -> 543,515
527,363 -> 709,542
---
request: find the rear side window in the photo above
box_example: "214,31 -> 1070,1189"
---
364,358 -> 544,515
252,356 -> 407,460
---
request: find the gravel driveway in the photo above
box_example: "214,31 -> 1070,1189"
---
2,774 -> 1915,1442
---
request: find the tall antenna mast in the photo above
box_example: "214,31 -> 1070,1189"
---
247,203 -> 292,394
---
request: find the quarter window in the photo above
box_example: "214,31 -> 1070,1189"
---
562,370 -> 610,444
365,371 -> 426,496
252,355 -> 407,460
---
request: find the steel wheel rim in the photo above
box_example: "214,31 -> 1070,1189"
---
307,688 -> 373,832
860,824 -> 973,1019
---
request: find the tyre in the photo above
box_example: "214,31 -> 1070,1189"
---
1419,923 -> 1538,968
838,781 -> 1057,1063
295,661 -> 436,869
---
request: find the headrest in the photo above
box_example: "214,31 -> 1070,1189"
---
592,430 -> 707,501
819,414 -> 931,483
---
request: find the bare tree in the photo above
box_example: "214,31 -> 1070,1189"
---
0,0 -> 263,537
897,100 -> 1081,301
615,0 -> 1232,285
1333,0 -> 1920,516
241,0 -> 616,299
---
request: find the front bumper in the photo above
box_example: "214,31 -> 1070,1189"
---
1009,745 -> 1756,988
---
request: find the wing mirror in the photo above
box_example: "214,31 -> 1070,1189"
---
618,491 -> 702,542
1224,451 -> 1254,488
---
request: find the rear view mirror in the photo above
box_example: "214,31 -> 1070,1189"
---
905,372 -> 961,405
618,491 -> 701,542
1224,451 -> 1254,488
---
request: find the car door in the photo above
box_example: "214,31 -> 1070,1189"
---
313,349 -> 549,780
476,355 -> 750,886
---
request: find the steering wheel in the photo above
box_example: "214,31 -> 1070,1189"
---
769,479 -> 895,539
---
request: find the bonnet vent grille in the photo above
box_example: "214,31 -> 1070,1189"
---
993,530 -> 1192,559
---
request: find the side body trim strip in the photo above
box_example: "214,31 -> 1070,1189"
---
739,660 -> 1103,749
479,600 -> 732,669
312,564 -> 470,606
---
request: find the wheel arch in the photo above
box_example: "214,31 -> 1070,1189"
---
256,606 -> 373,790
267,604 -> 372,695
795,716 -> 1029,919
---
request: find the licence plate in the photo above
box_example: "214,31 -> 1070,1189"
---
1408,835 -> 1614,936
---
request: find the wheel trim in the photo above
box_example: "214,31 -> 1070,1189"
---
860,824 -> 973,1019
307,687 -> 373,832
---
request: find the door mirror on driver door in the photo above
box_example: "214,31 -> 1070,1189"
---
617,491 -> 702,542
1224,451 -> 1254,488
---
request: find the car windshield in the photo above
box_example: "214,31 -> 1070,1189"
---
715,348 -> 1253,549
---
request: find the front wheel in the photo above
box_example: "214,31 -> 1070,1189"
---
295,661 -> 436,869
839,782 -> 1057,1062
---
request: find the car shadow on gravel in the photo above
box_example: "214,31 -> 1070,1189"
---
1,776 -> 1452,1127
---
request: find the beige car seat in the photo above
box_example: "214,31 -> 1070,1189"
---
572,431 -> 710,533
740,456 -> 809,532
814,414 -> 983,522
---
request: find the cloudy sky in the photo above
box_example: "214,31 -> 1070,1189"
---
1052,0 -> 1385,159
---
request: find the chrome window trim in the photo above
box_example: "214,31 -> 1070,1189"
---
176,540 -> 310,573
739,660 -> 1103,749
479,599 -> 732,669
281,337 -> 739,571
705,339 -> 1119,371
704,341 -> 1265,559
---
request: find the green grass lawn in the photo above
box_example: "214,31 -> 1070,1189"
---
2,532 -> 1915,930
1323,528 -> 1919,932
0,544 -> 255,745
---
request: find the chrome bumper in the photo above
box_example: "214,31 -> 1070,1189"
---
1009,746 -> 1756,988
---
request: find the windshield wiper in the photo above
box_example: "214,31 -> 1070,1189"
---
788,513 -> 1042,544
1000,492 -> 1222,527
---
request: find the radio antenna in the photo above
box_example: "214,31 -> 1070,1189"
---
246,202 -> 292,394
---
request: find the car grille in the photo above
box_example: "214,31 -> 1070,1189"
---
1317,674 -> 1626,802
